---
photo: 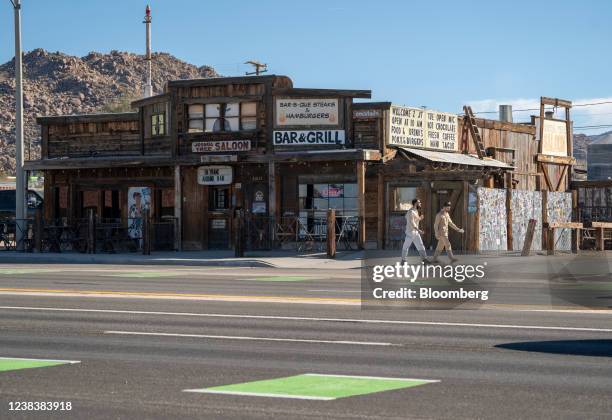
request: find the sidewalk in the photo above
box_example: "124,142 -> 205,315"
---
0,250 -> 366,269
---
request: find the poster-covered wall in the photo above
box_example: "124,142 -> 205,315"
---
511,190 -> 543,251
478,188 -> 507,251
547,191 -> 572,251
477,188 -> 572,253
128,186 -> 151,239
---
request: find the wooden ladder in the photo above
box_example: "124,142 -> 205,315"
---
462,105 -> 486,159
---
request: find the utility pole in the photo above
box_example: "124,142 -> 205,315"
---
143,4 -> 153,97
245,60 -> 268,76
10,0 -> 25,250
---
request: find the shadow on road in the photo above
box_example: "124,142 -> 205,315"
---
495,340 -> 612,357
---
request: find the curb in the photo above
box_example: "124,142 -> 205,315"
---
0,253 -> 275,268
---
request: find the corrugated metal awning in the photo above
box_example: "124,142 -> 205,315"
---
397,147 -> 513,169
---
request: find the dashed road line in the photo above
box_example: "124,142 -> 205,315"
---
1,306 -> 611,332
104,330 -> 398,346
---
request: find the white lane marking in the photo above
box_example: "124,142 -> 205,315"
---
2,306 -> 612,333
308,289 -> 361,293
184,389 -> 335,400
0,356 -> 80,364
511,308 -> 612,314
303,373 -> 439,382
0,291 -> 357,305
103,330 -> 397,346
0,266 -> 359,278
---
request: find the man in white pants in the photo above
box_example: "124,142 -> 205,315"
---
401,198 -> 430,264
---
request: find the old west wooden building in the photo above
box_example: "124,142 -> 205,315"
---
26,73 -> 573,252
28,75 -> 376,250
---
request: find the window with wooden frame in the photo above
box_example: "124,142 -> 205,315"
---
188,104 -> 204,133
187,102 -> 257,133
150,102 -> 167,137
151,113 -> 165,136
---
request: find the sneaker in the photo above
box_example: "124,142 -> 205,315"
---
422,258 -> 432,264
400,259 -> 406,264
449,257 -> 459,263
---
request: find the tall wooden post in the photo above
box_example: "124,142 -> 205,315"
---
268,160 -> 276,245
571,189 -> 580,252
174,165 -> 182,251
541,189 -> 548,253
506,173 -> 513,251
142,208 -> 151,255
356,160 -> 366,249
34,207 -> 43,253
566,107 -> 573,191
234,209 -> 244,257
571,228 -> 580,254
327,209 -> 336,258
377,171 -> 384,249
596,227 -> 604,251
546,227 -> 555,255
87,208 -> 95,254
462,181 -> 469,252
521,219 -> 537,256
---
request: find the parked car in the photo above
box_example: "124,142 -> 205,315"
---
0,189 -> 44,219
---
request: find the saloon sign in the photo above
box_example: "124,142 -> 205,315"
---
276,98 -> 338,126
273,130 -> 346,146
388,105 -> 459,152
192,140 -> 251,153
535,118 -> 568,157
197,166 -> 233,185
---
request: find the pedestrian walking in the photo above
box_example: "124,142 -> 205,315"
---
432,201 -> 464,264
401,198 -> 430,264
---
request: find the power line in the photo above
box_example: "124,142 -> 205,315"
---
471,100 -> 612,115
574,100 -> 612,107
574,124 -> 612,129
567,111 -> 612,117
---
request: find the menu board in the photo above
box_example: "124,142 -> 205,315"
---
276,98 -> 338,126
388,105 -> 459,152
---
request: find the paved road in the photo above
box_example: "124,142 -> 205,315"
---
0,263 -> 611,419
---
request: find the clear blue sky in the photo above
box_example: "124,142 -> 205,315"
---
1,0 -> 611,132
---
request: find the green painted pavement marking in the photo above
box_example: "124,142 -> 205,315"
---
0,269 -> 60,275
104,272 -> 183,278
0,357 -> 80,373
185,373 -> 438,400
241,276 -> 313,282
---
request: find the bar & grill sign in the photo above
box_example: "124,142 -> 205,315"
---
273,130 -> 345,146
197,166 -> 233,185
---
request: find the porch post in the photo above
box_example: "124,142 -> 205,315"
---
357,160 -> 366,249
541,189 -> 548,254
377,170 -> 384,249
268,160 -> 276,245
174,165 -> 182,251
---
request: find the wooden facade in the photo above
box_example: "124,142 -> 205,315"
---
352,100 -> 573,252
29,75 -> 377,250
27,75 -> 572,253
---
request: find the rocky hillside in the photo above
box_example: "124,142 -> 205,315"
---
0,49 -> 217,175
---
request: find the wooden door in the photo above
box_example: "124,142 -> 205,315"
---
208,186 -> 231,249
